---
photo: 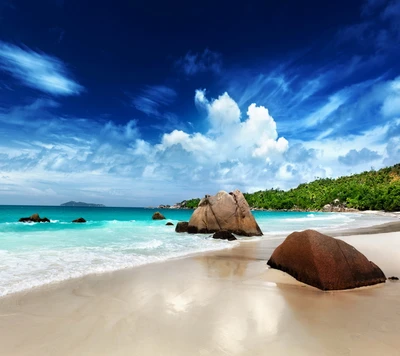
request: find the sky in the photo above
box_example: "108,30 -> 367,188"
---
0,0 -> 399,207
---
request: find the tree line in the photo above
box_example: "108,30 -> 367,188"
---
185,164 -> 400,212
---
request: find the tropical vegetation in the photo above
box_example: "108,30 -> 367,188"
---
186,164 -> 400,212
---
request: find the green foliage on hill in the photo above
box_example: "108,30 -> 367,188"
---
185,198 -> 201,209
243,164 -> 400,212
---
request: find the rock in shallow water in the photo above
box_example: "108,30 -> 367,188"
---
212,230 -> 237,241
72,217 -> 86,223
165,222 -> 174,226
267,229 -> 386,291
175,221 -> 189,233
19,213 -> 50,223
152,212 -> 166,220
187,190 -> 262,236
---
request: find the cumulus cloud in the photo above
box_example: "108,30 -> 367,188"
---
175,49 -> 222,76
0,41 -> 83,95
338,148 -> 382,166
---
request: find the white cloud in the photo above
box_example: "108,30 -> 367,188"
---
192,91 -> 288,160
0,41 -> 83,95
195,90 -> 241,133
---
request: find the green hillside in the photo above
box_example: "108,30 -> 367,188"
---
244,164 -> 400,212
186,164 -> 400,212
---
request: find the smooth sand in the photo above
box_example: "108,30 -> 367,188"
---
1,225 -> 400,355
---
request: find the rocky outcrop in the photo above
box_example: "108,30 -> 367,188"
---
152,212 -> 166,220
322,199 -> 359,213
212,230 -> 237,241
166,222 -> 174,226
19,213 -> 50,223
72,217 -> 86,223
268,229 -> 386,290
187,190 -> 262,236
175,221 -> 189,233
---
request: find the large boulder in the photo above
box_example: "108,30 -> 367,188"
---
175,221 -> 189,233
267,229 -> 386,290
187,190 -> 262,236
152,212 -> 166,220
19,213 -> 50,223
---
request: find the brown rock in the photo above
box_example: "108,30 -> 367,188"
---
267,229 -> 386,290
212,230 -> 237,241
175,221 -> 189,233
187,190 -> 262,236
72,217 -> 86,223
19,213 -> 50,223
152,212 -> 166,220
166,222 -> 174,226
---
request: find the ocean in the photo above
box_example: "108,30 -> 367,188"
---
0,205 -> 397,297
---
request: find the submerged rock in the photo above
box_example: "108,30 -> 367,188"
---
152,212 -> 166,220
187,190 -> 262,236
72,217 -> 86,223
175,221 -> 189,233
212,230 -> 237,241
388,276 -> 399,281
19,213 -> 50,223
267,229 -> 386,290
166,222 -> 174,226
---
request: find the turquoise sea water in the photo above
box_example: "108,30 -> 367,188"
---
0,205 -> 397,296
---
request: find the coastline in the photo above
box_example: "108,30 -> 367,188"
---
0,218 -> 399,355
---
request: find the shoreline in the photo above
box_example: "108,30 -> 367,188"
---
0,219 -> 399,355
0,214 -> 399,300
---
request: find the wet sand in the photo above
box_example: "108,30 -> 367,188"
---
0,225 -> 400,355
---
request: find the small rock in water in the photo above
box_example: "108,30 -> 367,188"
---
72,217 -> 86,223
166,222 -> 174,226
152,212 -> 166,220
212,230 -> 237,241
19,213 -> 50,223
175,221 -> 189,233
388,276 -> 399,281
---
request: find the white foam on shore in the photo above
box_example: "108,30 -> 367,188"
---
0,232 -> 237,297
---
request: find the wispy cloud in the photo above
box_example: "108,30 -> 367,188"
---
0,41 -> 83,95
175,49 -> 222,76
132,85 -> 187,131
133,85 -> 176,116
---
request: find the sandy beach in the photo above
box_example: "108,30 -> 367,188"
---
0,222 -> 400,355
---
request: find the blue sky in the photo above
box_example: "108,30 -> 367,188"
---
0,0 -> 399,206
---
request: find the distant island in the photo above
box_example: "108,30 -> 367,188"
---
60,201 -> 106,207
